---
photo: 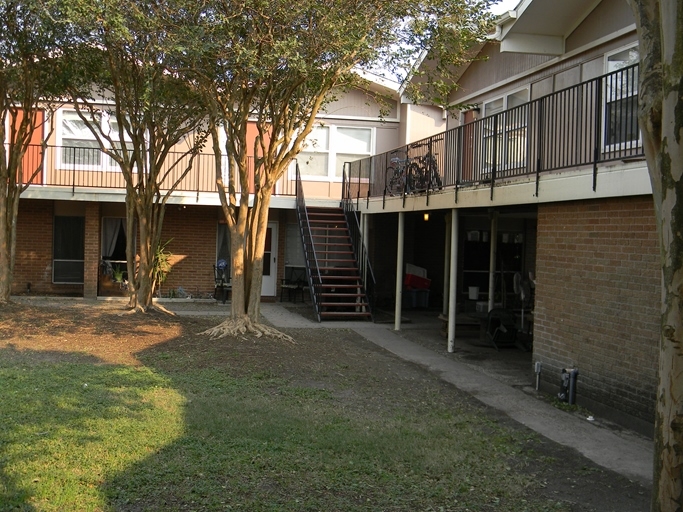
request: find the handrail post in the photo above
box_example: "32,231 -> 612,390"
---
536,98 -> 544,197
490,115 -> 497,201
592,76 -> 603,192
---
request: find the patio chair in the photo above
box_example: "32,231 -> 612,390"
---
214,260 -> 231,304
486,308 -> 519,351
280,266 -> 307,303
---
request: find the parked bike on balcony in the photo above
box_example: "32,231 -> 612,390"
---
384,142 -> 443,196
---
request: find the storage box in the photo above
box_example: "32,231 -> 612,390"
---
402,289 -> 430,309
402,289 -> 416,309
415,289 -> 430,308
405,263 -> 427,278
404,273 -> 431,289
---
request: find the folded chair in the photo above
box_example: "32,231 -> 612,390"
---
486,308 -> 519,351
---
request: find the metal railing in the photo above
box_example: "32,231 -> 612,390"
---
295,164 -> 322,322
341,166 -> 376,317
345,64 -> 643,204
18,145 -> 297,197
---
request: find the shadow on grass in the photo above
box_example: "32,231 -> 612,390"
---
0,345 -> 181,510
0,312 -> 652,511
94,325 -> 556,511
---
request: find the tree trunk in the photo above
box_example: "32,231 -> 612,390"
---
0,181 -> 20,303
125,192 -> 138,309
0,187 -> 12,302
629,0 -> 683,509
246,188 -> 272,321
649,99 -> 683,512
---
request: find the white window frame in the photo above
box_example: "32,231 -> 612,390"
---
294,124 -> 375,182
482,87 -> 530,172
602,43 -> 640,152
56,108 -> 131,171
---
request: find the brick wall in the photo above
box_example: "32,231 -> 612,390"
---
83,202 -> 100,298
159,205 -> 221,298
14,199 -> 83,296
534,196 -> 660,430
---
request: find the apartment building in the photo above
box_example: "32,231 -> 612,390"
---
345,0 -> 658,435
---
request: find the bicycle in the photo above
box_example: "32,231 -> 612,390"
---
385,149 -> 417,196
409,141 -> 443,192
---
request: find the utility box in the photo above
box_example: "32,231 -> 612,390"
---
558,368 -> 579,404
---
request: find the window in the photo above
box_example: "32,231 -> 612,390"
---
60,110 -> 101,166
299,125 -> 329,177
298,124 -> 373,180
483,88 -> 529,173
334,127 -> 372,178
58,109 -> 132,170
53,216 -> 85,284
604,45 -> 639,149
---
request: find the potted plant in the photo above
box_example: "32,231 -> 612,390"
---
112,265 -> 125,283
152,239 -> 173,297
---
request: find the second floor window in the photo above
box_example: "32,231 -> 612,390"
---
60,110 -> 101,166
483,88 -> 529,174
298,124 -> 373,180
58,109 -> 132,170
605,45 -> 639,149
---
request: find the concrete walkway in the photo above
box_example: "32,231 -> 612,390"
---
253,303 -> 654,487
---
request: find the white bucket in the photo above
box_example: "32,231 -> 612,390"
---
468,286 -> 479,300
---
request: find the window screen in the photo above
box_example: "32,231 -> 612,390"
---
53,216 -> 85,283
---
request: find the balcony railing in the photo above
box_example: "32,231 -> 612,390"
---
16,145 -> 297,197
345,64 -> 643,204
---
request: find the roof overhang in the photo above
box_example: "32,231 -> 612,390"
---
498,0 -> 600,55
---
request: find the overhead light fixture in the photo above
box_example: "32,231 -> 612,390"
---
423,213 -> 429,221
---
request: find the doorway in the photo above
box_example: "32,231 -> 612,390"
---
261,222 -> 278,296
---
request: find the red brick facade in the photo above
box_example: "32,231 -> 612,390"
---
13,200 -> 292,301
14,200 -> 82,297
84,202 -> 100,298
534,196 -> 660,430
159,206 -> 222,298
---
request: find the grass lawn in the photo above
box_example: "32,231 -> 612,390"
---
0,302 -> 648,511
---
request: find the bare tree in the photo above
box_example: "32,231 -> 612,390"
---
627,0 -> 683,509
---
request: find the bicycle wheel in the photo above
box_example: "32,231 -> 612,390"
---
430,165 -> 443,190
408,162 -> 425,192
385,166 -> 403,196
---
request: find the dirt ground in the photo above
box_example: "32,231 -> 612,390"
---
0,299 -> 652,511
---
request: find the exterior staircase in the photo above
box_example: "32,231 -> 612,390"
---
306,207 -> 371,320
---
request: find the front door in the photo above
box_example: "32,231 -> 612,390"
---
261,222 -> 278,296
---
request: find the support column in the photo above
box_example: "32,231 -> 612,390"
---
83,202 -> 100,299
394,212 -> 405,331
447,209 -> 459,353
442,213 -> 451,318
488,211 -> 499,312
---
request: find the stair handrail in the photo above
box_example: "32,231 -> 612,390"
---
341,165 -> 376,317
295,163 -> 322,322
